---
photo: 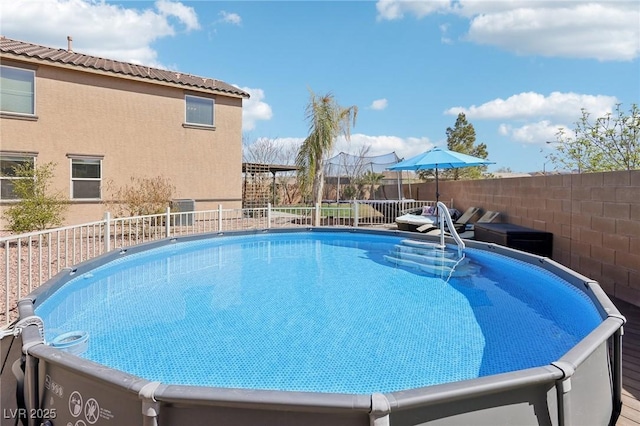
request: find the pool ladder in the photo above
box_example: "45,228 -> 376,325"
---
436,201 -> 465,256
383,239 -> 472,280
384,202 -> 470,279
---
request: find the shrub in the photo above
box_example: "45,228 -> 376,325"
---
3,162 -> 67,233
108,176 -> 175,217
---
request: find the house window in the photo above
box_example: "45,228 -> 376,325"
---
0,65 -> 35,115
71,158 -> 102,199
185,95 -> 214,126
0,155 -> 35,200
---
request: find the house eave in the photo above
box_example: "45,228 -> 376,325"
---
0,51 -> 249,100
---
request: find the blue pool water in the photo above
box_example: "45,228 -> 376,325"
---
35,232 -> 602,394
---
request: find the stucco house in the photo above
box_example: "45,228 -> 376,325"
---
0,36 -> 249,227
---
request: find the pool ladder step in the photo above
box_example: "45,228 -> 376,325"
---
384,240 -> 474,278
399,239 -> 445,250
393,243 -> 459,259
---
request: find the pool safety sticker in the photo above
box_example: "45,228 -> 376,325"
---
68,391 -> 114,424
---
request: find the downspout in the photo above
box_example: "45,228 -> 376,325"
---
139,381 -> 162,426
369,393 -> 391,426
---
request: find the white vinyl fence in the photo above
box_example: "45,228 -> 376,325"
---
1,200 -> 441,328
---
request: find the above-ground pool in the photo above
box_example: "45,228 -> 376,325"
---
4,228 -> 625,426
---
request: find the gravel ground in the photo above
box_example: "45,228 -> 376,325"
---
1,231 -> 87,327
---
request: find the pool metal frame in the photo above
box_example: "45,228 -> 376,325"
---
2,227 -> 626,426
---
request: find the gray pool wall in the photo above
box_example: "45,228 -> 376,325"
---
4,228 -> 625,426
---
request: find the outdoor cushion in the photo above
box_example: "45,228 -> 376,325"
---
395,213 -> 438,226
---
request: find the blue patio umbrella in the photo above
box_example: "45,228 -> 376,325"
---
387,147 -> 494,202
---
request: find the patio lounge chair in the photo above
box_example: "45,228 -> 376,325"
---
416,206 -> 480,233
458,210 -> 500,238
423,210 -> 501,239
395,206 -> 437,232
395,205 -> 461,232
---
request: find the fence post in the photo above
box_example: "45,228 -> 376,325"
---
104,211 -> 111,252
350,201 -> 357,227
315,203 -> 321,227
267,203 -> 272,229
218,204 -> 223,232
165,206 -> 171,238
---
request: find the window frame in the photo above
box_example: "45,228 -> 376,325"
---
0,153 -> 37,201
184,94 -> 215,128
0,64 -> 36,117
68,156 -> 103,201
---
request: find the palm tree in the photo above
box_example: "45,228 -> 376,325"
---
359,170 -> 385,200
296,89 -> 358,207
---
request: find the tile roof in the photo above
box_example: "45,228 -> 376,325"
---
0,36 -> 249,98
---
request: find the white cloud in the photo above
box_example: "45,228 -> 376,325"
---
219,11 -> 242,26
446,91 -> 618,121
375,0 -> 640,61
439,23 -> 453,44
465,2 -> 640,61
452,1 -> 557,18
498,120 -> 566,145
497,123 -> 510,137
236,86 -> 274,131
370,99 -> 388,110
156,0 -> 200,31
376,0 -> 451,21
0,0 -> 199,67
448,91 -> 619,146
269,137 -> 305,153
333,134 -> 434,159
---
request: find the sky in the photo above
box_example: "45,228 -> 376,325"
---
1,0 -> 639,173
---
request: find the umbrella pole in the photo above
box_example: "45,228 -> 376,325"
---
435,166 -> 440,204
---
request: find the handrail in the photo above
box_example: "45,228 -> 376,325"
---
436,201 -> 465,256
0,219 -> 106,243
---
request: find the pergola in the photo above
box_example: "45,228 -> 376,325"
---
242,162 -> 298,207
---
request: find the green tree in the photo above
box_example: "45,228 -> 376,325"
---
341,184 -> 358,200
445,113 -> 489,180
417,113 -> 489,181
3,162 -> 67,233
547,103 -> 639,173
296,89 -> 358,205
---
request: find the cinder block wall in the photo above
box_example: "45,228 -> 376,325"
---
383,170 -> 640,306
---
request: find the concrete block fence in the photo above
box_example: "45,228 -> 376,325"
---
382,170 -> 640,306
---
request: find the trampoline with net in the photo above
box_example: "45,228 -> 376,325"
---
324,151 -> 402,201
